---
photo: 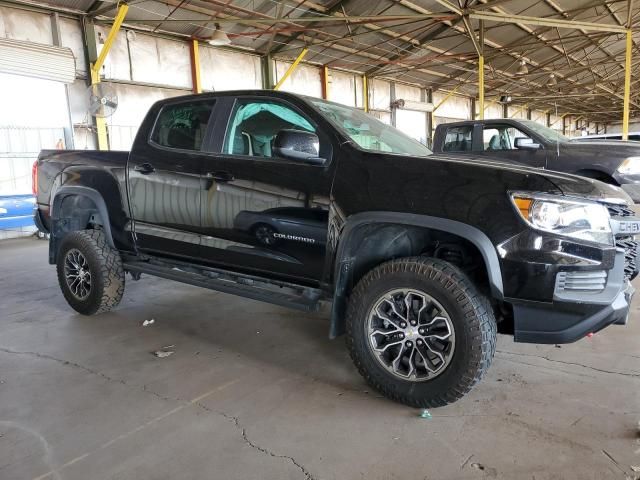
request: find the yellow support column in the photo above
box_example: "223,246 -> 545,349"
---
363,75 -> 369,112
623,29 -> 632,141
90,3 -> 129,151
478,54 -> 485,120
90,70 -> 109,151
274,48 -> 308,91
478,19 -> 484,120
190,39 -> 202,94
321,65 -> 330,100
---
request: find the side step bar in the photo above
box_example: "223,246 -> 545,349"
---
123,260 -> 323,312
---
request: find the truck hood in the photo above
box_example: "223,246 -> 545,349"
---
562,139 -> 640,162
432,152 -> 632,205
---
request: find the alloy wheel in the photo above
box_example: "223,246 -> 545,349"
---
366,289 -> 455,381
64,248 -> 92,300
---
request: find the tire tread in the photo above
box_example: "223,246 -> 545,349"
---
345,256 -> 496,408
56,229 -> 125,315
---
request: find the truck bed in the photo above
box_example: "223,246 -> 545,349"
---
36,149 -> 129,208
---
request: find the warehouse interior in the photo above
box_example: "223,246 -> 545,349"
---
1,0 -> 640,479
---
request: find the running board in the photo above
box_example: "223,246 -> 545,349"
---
123,260 -> 323,312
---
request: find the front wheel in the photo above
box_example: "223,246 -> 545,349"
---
56,229 -> 125,315
346,257 -> 496,408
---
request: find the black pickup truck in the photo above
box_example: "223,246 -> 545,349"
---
433,118 -> 640,202
34,90 -> 639,408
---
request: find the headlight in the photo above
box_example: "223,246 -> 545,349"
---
617,157 -> 640,175
510,193 -> 612,245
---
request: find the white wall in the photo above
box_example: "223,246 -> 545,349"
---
275,61 -> 322,98
201,47 -> 262,91
0,6 -> 52,44
606,122 -> 640,134
433,91 -> 471,127
327,70 -> 358,107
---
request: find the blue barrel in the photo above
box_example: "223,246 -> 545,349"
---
0,195 -> 36,230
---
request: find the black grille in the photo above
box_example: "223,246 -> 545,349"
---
604,202 -> 638,280
606,204 -> 635,218
616,236 -> 639,280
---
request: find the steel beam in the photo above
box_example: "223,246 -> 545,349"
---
124,13 -> 455,27
274,48 -> 308,90
261,55 -> 276,89
92,3 -> 128,75
89,3 -> 128,151
469,11 -> 627,34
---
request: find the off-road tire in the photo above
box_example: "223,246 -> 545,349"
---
346,257 -> 496,408
56,229 -> 125,315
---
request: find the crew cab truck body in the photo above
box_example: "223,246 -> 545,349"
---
433,118 -> 640,202
35,91 -> 639,407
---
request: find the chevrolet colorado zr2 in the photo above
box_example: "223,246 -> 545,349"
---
34,90 -> 639,407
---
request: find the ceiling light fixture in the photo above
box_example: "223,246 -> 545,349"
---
207,24 -> 231,46
516,59 -> 528,75
546,73 -> 557,87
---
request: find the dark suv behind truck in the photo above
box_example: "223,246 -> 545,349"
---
34,90 -> 638,407
433,118 -> 640,202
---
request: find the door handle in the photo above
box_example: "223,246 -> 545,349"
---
206,171 -> 234,183
134,163 -> 155,175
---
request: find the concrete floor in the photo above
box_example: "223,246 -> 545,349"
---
0,238 -> 639,480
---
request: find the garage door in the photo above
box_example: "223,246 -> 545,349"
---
0,37 -> 75,84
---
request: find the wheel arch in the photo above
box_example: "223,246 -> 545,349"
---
49,186 -> 115,264
329,212 -> 504,338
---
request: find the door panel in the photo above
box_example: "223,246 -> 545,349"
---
128,99 -> 216,260
199,98 -> 333,283
201,157 -> 330,282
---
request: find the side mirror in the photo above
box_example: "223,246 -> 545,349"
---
273,129 -> 325,165
514,137 -> 540,150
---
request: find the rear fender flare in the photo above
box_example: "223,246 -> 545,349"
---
50,186 -> 114,263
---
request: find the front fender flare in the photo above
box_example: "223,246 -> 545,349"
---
329,212 -> 504,338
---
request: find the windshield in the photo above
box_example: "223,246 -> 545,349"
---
519,119 -> 569,143
307,98 -> 433,157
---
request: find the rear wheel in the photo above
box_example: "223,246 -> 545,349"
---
56,229 -> 125,315
346,257 -> 496,408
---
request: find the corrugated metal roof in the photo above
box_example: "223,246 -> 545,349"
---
36,0 -> 640,120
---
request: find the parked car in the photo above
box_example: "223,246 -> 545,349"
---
34,91 -> 638,408
0,194 -> 35,231
433,119 -> 640,202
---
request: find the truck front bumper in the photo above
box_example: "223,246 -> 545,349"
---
500,224 -> 637,344
511,268 -> 634,344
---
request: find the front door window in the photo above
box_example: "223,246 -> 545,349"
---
223,101 -> 316,159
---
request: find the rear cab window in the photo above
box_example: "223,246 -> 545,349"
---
151,100 -> 216,151
443,126 -> 473,152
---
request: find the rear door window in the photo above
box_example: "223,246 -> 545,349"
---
151,100 -> 216,151
442,126 -> 473,152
